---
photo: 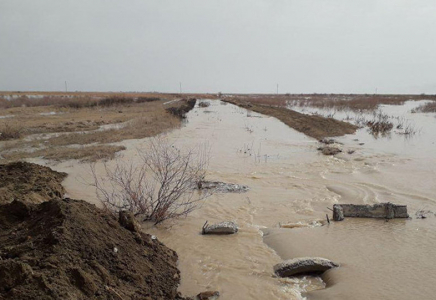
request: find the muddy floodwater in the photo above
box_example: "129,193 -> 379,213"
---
32,100 -> 436,299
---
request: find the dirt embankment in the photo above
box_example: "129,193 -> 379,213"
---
226,100 -> 358,140
166,98 -> 197,119
0,162 -> 191,299
0,199 -> 185,300
0,162 -> 67,205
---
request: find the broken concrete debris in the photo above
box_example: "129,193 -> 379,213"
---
274,257 -> 339,277
197,181 -> 249,193
195,291 -> 220,300
333,203 -> 408,221
202,221 -> 239,235
317,146 -> 342,156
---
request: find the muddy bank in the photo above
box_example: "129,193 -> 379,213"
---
166,98 -> 197,119
0,162 -> 67,205
224,99 -> 357,140
0,198 -> 187,300
0,161 -> 196,299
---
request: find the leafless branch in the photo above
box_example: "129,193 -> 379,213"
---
91,137 -> 210,225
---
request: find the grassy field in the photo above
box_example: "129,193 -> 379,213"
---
0,93 -> 201,162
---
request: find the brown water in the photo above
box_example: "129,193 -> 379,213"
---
30,100 -> 436,299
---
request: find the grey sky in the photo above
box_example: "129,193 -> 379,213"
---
1,0 -> 435,94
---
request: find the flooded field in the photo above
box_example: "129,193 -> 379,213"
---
30,99 -> 436,299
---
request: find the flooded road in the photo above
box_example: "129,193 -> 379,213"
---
33,100 -> 436,299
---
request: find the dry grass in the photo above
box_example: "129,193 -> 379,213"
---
46,113 -> 179,146
224,95 -> 288,107
367,111 -> 394,135
0,93 -> 198,163
224,94 -> 436,112
0,122 -> 22,141
225,99 -> 358,140
412,101 -> 436,113
0,94 -> 154,109
0,99 -> 176,136
2,145 -> 126,162
0,91 -> 217,107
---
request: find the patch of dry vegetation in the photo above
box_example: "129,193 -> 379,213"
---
2,145 -> 126,162
0,122 -> 22,141
225,99 -> 358,140
46,113 -> 179,146
0,93 -> 198,163
0,98 -> 176,136
366,111 -> 394,136
412,101 -> 436,113
224,94 -> 436,112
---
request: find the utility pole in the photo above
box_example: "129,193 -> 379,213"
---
65,81 -> 68,93
179,82 -> 182,95
277,84 -> 279,95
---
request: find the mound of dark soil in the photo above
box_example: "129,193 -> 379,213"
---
0,162 -> 67,205
0,199 -> 185,300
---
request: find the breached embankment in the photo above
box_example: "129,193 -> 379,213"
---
0,162 -> 190,300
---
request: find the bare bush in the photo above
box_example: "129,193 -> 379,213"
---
91,138 -> 210,225
0,122 -> 22,140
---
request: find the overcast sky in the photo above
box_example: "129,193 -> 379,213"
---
1,1 -> 435,94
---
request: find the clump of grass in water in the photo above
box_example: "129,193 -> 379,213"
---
367,111 -> 393,135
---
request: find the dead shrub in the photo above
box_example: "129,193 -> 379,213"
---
166,99 -> 196,119
91,138 -> 210,225
367,111 -> 393,135
0,123 -> 22,140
